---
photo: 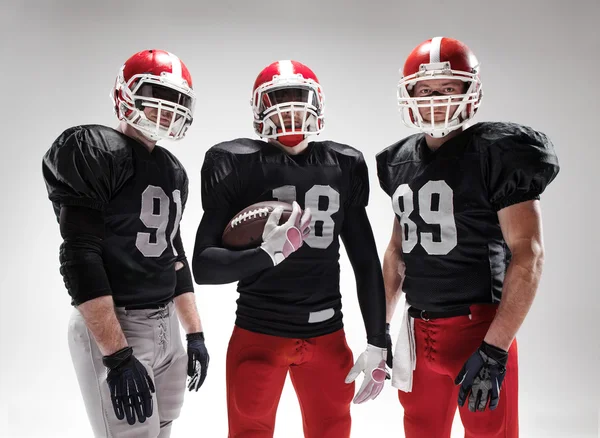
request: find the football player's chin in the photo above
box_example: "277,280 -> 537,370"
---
422,114 -> 448,124
152,119 -> 174,129
146,114 -> 176,128
276,123 -> 303,131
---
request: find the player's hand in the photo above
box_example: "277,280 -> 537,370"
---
103,347 -> 155,425
186,332 -> 209,391
385,323 -> 393,369
345,344 -> 388,404
455,341 -> 509,412
260,201 -> 311,265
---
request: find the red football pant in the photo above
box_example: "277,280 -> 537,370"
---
226,326 -> 355,438
398,304 -> 519,438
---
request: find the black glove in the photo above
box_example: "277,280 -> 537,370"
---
385,323 -> 393,368
103,347 -> 155,425
186,332 -> 209,391
455,341 -> 509,412
382,323 -> 393,380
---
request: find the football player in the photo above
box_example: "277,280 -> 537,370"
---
42,49 -> 210,437
192,60 -> 388,437
377,37 -> 560,437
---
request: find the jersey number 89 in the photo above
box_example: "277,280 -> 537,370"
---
392,180 -> 457,255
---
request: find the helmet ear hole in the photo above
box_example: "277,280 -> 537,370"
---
408,108 -> 417,124
112,90 -> 119,115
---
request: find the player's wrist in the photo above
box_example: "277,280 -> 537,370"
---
480,341 -> 508,364
102,346 -> 134,369
367,334 -> 387,349
253,246 -> 278,269
259,244 -> 281,266
97,338 -> 129,357
483,331 -> 513,352
186,332 -> 205,342
366,344 -> 387,358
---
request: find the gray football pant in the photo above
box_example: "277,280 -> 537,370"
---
68,302 -> 187,438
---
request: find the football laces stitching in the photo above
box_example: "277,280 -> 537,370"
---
231,208 -> 270,228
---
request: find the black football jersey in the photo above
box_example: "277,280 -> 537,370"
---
376,122 -> 560,312
199,138 -> 369,338
43,125 -> 189,307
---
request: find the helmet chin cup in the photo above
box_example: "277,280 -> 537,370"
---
129,118 -> 161,141
277,133 -> 306,147
420,116 -> 464,138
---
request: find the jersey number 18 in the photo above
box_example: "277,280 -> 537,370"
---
273,185 -> 339,249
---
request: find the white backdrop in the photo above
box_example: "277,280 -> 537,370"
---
0,0 -> 598,436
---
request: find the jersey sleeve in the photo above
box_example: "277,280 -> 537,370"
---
180,170 -> 190,211
375,150 -> 392,197
194,147 -> 271,284
197,146 -> 246,252
483,127 -> 560,211
347,152 -> 370,207
200,148 -> 243,211
42,127 -> 131,211
340,206 -> 386,347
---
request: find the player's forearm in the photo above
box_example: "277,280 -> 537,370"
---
341,207 -> 387,347
351,254 -> 387,347
192,246 -> 273,284
355,271 -> 387,347
383,245 -> 404,323
174,292 -> 203,334
484,240 -> 544,350
77,296 -> 128,356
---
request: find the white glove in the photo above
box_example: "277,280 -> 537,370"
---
345,344 -> 388,404
260,201 -> 311,266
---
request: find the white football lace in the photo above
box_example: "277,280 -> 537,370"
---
231,208 -> 270,228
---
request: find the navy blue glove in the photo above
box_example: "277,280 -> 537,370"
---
103,347 -> 155,425
186,332 -> 209,391
455,341 -> 508,412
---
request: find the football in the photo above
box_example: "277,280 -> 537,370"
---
222,201 -> 294,249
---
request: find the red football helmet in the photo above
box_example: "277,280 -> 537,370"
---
112,49 -> 196,141
251,60 -> 324,147
398,37 -> 482,138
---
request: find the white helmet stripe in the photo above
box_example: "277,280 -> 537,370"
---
168,51 -> 182,78
278,60 -> 294,77
430,37 -> 443,63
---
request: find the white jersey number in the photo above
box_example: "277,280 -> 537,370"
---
391,180 -> 457,255
273,184 -> 340,249
136,186 -> 183,258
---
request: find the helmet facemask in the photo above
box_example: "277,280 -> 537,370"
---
252,76 -> 324,144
